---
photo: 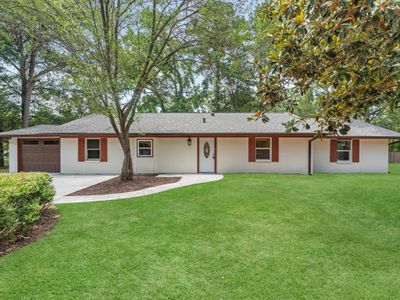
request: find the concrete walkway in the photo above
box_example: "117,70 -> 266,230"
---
54,174 -> 223,204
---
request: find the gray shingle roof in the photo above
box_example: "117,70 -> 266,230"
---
0,124 -> 60,136
1,113 -> 399,138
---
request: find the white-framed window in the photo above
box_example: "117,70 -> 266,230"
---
256,138 -> 271,161
337,140 -> 351,162
137,139 -> 153,157
86,139 -> 100,160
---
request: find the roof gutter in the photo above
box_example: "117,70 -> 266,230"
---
0,132 -> 317,139
308,137 -> 318,175
2,132 -> 400,139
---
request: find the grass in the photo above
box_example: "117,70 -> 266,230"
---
1,165 -> 400,299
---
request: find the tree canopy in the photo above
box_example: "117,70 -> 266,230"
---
139,0 -> 259,113
255,0 -> 400,135
0,0 -> 69,128
30,0 -> 207,180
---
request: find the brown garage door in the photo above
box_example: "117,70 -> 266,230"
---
19,139 -> 60,172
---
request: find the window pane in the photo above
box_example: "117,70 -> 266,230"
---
139,149 -> 152,156
139,141 -> 152,148
44,140 -> 59,145
87,139 -> 99,149
87,150 -> 100,159
337,141 -> 351,150
256,139 -> 270,148
337,151 -> 350,161
256,149 -> 270,160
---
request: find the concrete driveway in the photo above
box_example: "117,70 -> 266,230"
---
51,174 -> 115,202
51,174 -> 223,204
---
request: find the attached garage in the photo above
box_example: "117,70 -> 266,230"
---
18,139 -> 60,172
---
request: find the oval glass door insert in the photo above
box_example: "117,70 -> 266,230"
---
203,142 -> 210,158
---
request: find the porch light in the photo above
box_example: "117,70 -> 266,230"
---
187,138 -> 192,146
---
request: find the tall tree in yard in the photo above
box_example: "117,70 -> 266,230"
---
139,54 -> 207,112
32,0 -> 204,181
0,0 -> 65,128
195,0 -> 257,112
139,0 -> 258,113
255,0 -> 400,134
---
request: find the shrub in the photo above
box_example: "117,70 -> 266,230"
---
0,173 -> 55,242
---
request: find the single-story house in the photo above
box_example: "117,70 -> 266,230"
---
1,113 -> 399,175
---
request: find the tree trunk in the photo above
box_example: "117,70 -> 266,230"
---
21,83 -> 33,128
119,130 -> 134,181
160,98 -> 166,112
214,61 -> 222,112
0,139 -> 4,168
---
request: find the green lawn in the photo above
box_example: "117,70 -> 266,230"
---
1,166 -> 400,299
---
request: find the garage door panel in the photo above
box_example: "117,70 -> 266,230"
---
21,140 -> 60,172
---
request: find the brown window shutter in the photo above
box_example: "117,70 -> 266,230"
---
330,139 -> 337,162
272,137 -> 279,162
248,137 -> 256,162
100,137 -> 108,162
352,139 -> 360,163
78,138 -> 85,162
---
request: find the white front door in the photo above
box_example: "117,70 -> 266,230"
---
199,138 -> 215,173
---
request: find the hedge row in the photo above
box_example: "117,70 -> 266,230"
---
0,173 -> 55,242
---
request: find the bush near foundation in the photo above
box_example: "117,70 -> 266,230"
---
0,173 -> 55,242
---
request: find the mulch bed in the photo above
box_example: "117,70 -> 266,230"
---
68,175 -> 181,196
0,207 -> 59,256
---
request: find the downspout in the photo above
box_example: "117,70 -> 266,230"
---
308,137 -> 318,175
